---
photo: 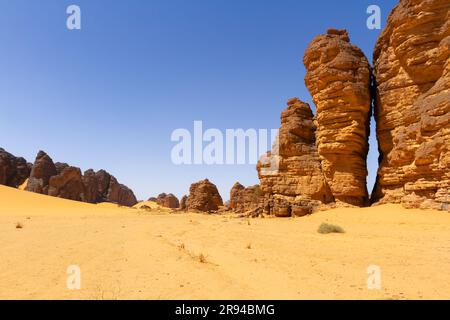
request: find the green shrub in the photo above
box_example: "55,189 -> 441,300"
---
318,223 -> 345,234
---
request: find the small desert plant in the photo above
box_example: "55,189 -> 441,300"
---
178,243 -> 185,250
198,253 -> 207,263
16,222 -> 23,229
246,243 -> 252,249
317,223 -> 345,234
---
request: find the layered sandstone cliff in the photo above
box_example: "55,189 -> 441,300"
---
303,29 -> 372,207
372,0 -> 450,210
257,30 -> 372,216
257,98 -> 333,216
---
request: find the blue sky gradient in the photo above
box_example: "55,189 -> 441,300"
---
0,0 -> 398,200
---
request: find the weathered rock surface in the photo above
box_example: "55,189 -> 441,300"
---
106,176 -> 138,207
25,151 -> 57,194
186,179 -> 223,212
155,193 -> 179,208
0,148 -> 31,188
179,195 -> 188,210
95,170 -> 112,202
229,182 -> 263,213
48,166 -> 86,201
303,29 -> 372,206
257,98 -> 333,216
372,0 -> 450,210
19,150 -> 138,207
82,169 -> 99,203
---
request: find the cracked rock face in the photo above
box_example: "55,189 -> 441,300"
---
155,193 -> 180,209
25,151 -> 57,195
229,182 -> 263,213
257,98 -> 333,216
0,148 -> 31,188
48,166 -> 86,202
186,179 -> 223,212
372,0 -> 450,209
303,29 -> 372,207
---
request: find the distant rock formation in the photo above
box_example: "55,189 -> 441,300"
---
186,179 -> 223,212
303,29 -> 372,206
18,150 -> 138,207
82,169 -> 99,203
229,182 -> 263,213
154,193 -> 180,208
179,195 -> 188,210
48,166 -> 85,202
371,0 -> 450,210
0,148 -> 31,188
25,151 -> 57,195
106,176 -> 138,207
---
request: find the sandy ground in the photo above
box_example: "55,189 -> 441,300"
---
1,185 -> 450,300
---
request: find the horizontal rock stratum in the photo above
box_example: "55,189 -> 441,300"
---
371,0 -> 450,210
257,0 -> 449,215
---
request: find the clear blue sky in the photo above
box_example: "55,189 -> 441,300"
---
0,0 -> 398,201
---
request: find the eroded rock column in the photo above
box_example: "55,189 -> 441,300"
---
303,29 -> 372,206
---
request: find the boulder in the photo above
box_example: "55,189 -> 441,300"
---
25,151 -> 57,194
155,193 -> 179,208
229,182 -> 263,213
186,179 -> 223,212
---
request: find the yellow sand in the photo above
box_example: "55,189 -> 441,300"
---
1,184 -> 450,300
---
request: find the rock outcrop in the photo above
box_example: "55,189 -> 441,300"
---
155,193 -> 179,208
20,150 -> 138,207
48,166 -> 86,201
179,195 -> 188,210
257,98 -> 334,216
25,151 -> 57,194
82,169 -> 99,203
229,182 -> 263,213
0,148 -> 31,188
303,29 -> 372,206
186,179 -> 223,212
371,0 -> 450,210
106,176 -> 138,207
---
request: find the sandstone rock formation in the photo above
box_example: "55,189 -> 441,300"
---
154,193 -> 179,208
0,148 -> 31,188
229,182 -> 263,213
20,150 -> 138,207
371,0 -> 450,210
303,29 -> 372,206
106,176 -> 138,207
25,151 -> 57,194
48,166 -> 86,201
82,169 -> 99,203
95,169 -> 112,202
257,98 -> 333,216
179,195 -> 188,210
186,179 -> 223,212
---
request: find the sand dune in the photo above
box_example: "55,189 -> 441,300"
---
1,185 -> 450,300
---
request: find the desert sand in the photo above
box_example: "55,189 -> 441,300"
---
1,184 -> 450,300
